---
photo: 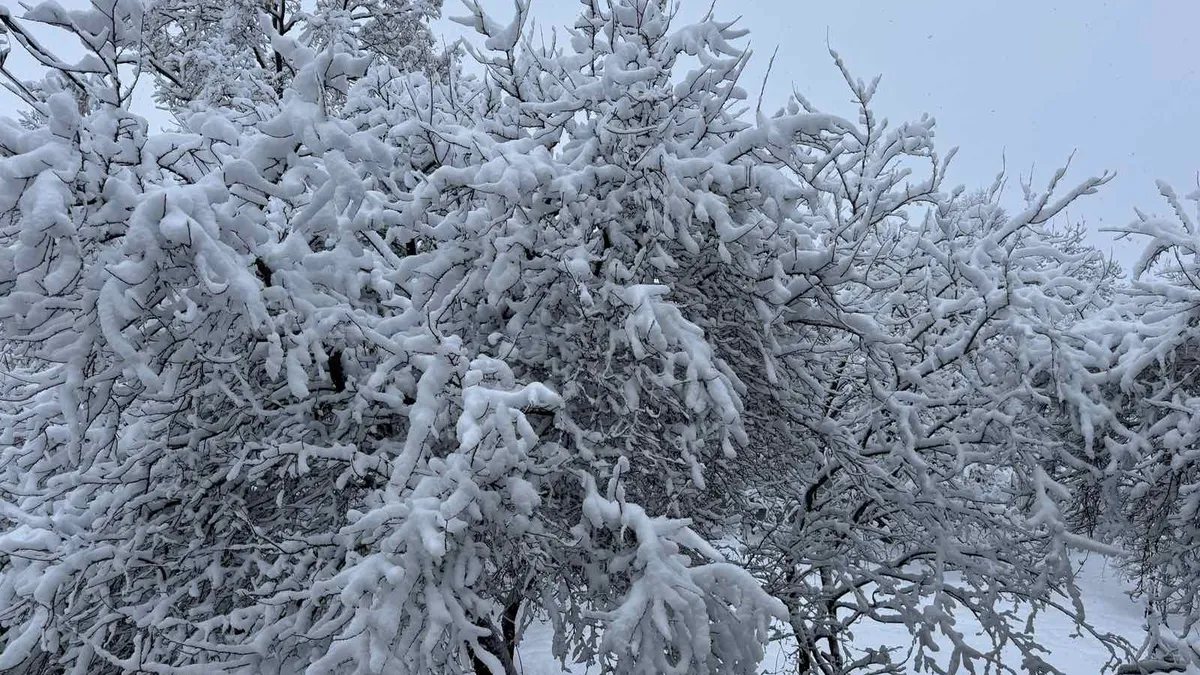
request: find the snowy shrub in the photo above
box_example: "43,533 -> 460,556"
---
0,1 -> 1185,675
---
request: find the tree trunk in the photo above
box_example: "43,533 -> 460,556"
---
470,598 -> 522,675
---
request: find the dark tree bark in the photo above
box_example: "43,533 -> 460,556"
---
469,598 -> 522,675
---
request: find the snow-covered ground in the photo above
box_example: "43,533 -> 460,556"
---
515,556 -> 1148,674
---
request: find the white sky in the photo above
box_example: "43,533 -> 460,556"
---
4,0 -> 1198,271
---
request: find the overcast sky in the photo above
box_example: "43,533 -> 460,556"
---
436,0 -> 1200,271
4,0 -> 1197,271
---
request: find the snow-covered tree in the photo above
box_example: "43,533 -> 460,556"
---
716,61 -> 1132,674
0,1 -> 796,673
1054,182 -> 1200,672
0,1 -> 1169,675
141,0 -> 448,110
